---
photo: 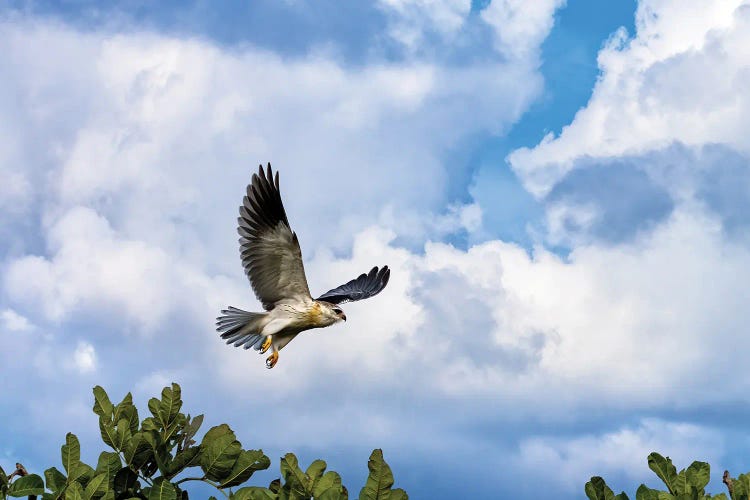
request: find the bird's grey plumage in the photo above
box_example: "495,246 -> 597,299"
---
238,164 -> 312,310
217,163 -> 391,368
316,266 -> 390,304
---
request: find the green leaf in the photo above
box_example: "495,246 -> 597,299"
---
114,418 -> 133,450
62,433 -> 82,475
94,452 -> 121,487
83,473 -> 108,500
200,424 -> 242,482
92,386 -> 114,419
313,472 -> 343,498
306,460 -> 327,493
8,474 -> 45,497
69,462 -> 95,486
164,447 -> 201,480
585,477 -> 619,500
124,432 -> 152,469
231,487 -> 277,500
185,414 -> 204,445
45,466 -> 68,493
148,478 -> 177,500
113,393 -> 134,423
647,453 -> 678,495
359,449 -> 398,500
156,384 -> 182,433
279,453 -> 308,496
685,461 -> 709,492
64,481 -> 84,500
634,485 -> 662,500
117,404 -> 140,436
113,468 -> 138,496
0,465 -> 8,495
221,450 -> 272,488
99,418 -> 117,450
387,489 -> 407,500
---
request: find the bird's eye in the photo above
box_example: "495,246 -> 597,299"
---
333,308 -> 341,314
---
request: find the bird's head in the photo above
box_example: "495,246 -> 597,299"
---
318,301 -> 347,324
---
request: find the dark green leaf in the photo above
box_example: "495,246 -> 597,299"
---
113,393 -> 134,423
157,384 -> 182,432
279,453 -> 309,497
359,449 -> 396,500
231,487 -> 277,500
387,489 -> 407,500
69,462 -> 95,486
306,460 -> 327,494
269,479 -> 281,494
64,481 -> 84,500
634,485 -> 660,500
142,417 -> 160,432
0,465 -> 8,495
221,450 -> 271,488
164,447 -> 201,480
124,432 -> 152,469
94,452 -> 121,487
117,404 -> 140,435
185,415 -> 204,445
113,468 -> 138,496
586,477 -> 612,500
114,418 -> 133,450
99,418 -> 117,450
685,461 -> 709,492
148,478 -> 176,500
647,453 -> 678,495
62,433 -> 82,475
83,473 -> 107,500
92,386 -> 114,420
8,474 -> 45,497
318,488 -> 348,500
200,424 -> 242,482
313,472 -> 342,498
45,467 -> 68,493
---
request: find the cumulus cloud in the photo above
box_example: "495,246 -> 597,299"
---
516,420 -> 724,493
2,3 -> 748,498
509,0 -> 750,196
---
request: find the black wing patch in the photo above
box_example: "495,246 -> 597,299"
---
316,266 -> 390,304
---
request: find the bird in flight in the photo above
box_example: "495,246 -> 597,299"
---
217,164 -> 390,368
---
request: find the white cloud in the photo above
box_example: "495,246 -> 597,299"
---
1,309 -> 32,332
3,5 -> 749,498
516,419 -> 724,492
376,0 -> 471,51
481,0 -> 566,61
72,341 -> 97,373
509,0 -> 750,196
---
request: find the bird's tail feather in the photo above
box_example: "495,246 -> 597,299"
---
216,306 -> 268,350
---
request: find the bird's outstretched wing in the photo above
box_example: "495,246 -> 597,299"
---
238,164 -> 312,310
316,266 -> 390,304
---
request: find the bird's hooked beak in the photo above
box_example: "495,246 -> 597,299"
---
340,313 -> 347,322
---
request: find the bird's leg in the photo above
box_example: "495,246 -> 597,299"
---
259,335 -> 272,354
265,347 -> 279,369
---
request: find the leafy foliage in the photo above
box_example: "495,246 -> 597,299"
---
0,383 -> 407,500
585,452 -> 733,500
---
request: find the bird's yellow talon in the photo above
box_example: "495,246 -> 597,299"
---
265,351 -> 279,369
260,336 -> 272,354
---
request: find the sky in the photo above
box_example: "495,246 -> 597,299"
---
2,0 -> 750,498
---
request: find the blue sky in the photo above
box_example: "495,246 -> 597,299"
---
2,1 -> 750,499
